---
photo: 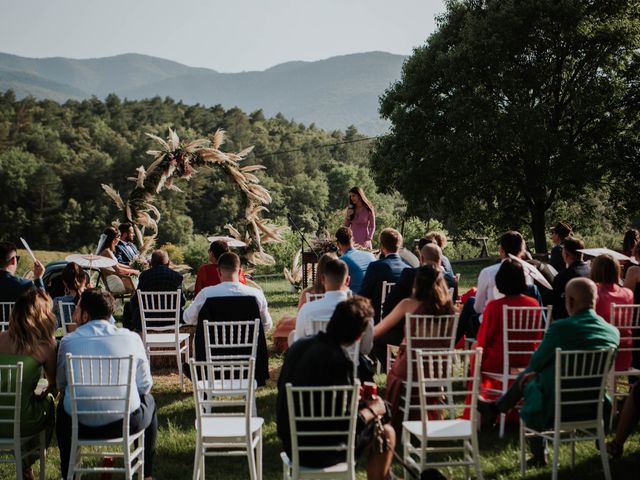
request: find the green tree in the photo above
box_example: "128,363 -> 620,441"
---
372,0 -> 640,252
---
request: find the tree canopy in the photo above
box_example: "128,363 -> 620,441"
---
371,0 -> 640,252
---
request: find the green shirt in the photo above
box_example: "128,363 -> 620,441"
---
0,354 -> 54,438
520,309 -> 620,430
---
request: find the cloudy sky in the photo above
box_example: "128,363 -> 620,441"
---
1,0 -> 446,72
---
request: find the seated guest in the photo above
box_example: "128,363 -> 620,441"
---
99,227 -> 140,294
606,381 -> 640,459
56,289 -> 157,480
0,241 -> 45,302
374,264 -> 454,432
457,231 -> 529,340
114,223 -> 140,265
0,288 -> 56,479
624,243 -> 640,303
335,226 -> 375,294
374,243 -> 455,364
590,254 -> 634,370
272,253 -> 337,352
550,237 -> 589,320
277,297 -> 395,480
622,229 -> 639,258
52,261 -> 87,328
296,252 -> 338,309
184,252 -> 272,332
122,249 -> 186,332
478,278 -> 619,466
549,222 -> 572,274
360,228 -> 408,323
423,231 -> 454,275
472,259 -> 542,405
295,259 -> 374,358
194,240 -> 246,296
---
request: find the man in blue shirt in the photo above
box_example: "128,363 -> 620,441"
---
335,226 -> 375,294
0,241 -> 44,302
56,289 -> 157,480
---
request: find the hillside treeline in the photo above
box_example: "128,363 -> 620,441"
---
0,91 -> 402,251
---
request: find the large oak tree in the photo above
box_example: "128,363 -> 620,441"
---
372,0 -> 640,252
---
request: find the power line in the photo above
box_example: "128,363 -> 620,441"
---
252,135 -> 381,159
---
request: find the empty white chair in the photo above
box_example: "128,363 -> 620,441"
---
58,300 -> 76,335
0,362 -> 47,480
137,290 -> 190,391
281,381 -> 361,480
482,305 -> 551,437
519,347 -> 615,480
0,302 -> 13,331
398,313 -> 459,423
402,349 -> 483,479
201,319 -> 260,414
65,354 -> 144,480
190,358 -> 263,480
608,303 -> 640,429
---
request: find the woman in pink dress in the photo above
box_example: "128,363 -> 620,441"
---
591,254 -> 634,370
344,186 -> 375,249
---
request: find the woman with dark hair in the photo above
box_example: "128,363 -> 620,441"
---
99,226 -> 139,294
591,254 -> 634,370
473,259 -> 541,406
0,288 -> 56,479
374,264 -> 454,430
344,186 -> 376,249
622,229 -> 639,258
52,261 -> 87,328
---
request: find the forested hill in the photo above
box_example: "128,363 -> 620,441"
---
0,92 -> 404,253
0,51 -> 406,135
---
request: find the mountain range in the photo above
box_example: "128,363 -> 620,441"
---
0,51 -> 407,135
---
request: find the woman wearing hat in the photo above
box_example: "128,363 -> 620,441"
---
549,221 -> 572,273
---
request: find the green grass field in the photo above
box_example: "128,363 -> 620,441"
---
1,259 -> 639,478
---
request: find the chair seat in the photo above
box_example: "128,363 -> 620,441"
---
199,416 -> 264,439
146,332 -> 190,345
281,452 -> 350,473
403,419 -> 472,439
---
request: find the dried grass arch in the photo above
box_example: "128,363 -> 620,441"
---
101,128 -> 284,265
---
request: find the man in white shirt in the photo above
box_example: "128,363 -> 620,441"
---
474,231 -> 526,316
184,252 -> 273,332
56,289 -> 157,480
295,258 -> 373,355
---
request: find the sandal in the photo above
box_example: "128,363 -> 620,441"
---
606,440 -> 624,459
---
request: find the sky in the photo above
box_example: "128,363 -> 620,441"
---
1,0 -> 446,72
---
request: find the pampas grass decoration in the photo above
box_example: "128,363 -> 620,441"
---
101,127 -> 283,265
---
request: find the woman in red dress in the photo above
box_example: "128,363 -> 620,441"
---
591,254 -> 634,370
194,240 -> 246,296
471,259 -> 542,414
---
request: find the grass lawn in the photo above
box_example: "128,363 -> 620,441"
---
2,261 -> 639,478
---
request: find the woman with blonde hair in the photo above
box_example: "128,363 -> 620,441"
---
296,252 -> 339,309
0,288 -> 57,479
344,186 -> 376,248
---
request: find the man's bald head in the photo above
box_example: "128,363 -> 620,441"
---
565,277 -> 597,316
420,243 -> 442,266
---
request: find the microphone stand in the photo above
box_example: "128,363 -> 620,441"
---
287,213 -> 319,288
